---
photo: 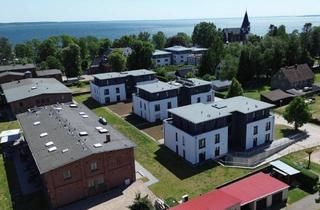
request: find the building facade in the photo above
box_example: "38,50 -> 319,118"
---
90,69 -> 156,104
222,11 -> 250,43
164,96 -> 274,165
1,78 -> 72,114
17,103 -> 135,208
152,50 -> 172,67
132,81 -> 180,123
164,46 -> 192,65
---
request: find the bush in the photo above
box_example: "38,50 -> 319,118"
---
282,159 -> 319,191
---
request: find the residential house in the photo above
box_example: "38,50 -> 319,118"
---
164,46 -> 192,65
271,64 -> 315,90
17,103 -> 135,208
152,50 -> 172,67
0,64 -> 36,84
164,96 -> 274,164
132,81 -> 180,123
90,69 -> 156,104
1,78 -> 72,114
222,11 -> 250,43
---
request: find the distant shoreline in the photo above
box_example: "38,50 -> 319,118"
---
1,14 -> 320,25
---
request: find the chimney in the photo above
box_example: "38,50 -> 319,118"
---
105,133 -> 111,143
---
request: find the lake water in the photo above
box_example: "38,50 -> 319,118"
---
1,16 -> 320,44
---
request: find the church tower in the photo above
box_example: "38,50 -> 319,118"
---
241,11 -> 250,35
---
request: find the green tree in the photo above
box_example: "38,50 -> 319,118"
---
305,148 -> 314,169
127,40 -> 154,69
166,33 -> 192,47
0,37 -> 12,63
60,34 -> 77,48
112,35 -> 137,48
283,97 -> 312,130
138,32 -> 151,42
61,43 -> 82,77
311,26 -> 320,57
98,38 -> 112,56
107,50 -> 126,72
46,55 -> 63,69
14,43 -> 34,60
192,22 -> 221,48
219,54 -> 239,80
152,31 -> 166,49
39,61 -> 48,70
128,193 -> 154,210
38,38 -> 58,62
226,77 -> 244,98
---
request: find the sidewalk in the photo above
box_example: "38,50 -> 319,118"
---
284,193 -> 320,210
135,161 -> 159,186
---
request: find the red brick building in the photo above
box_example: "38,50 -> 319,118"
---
17,103 -> 135,208
1,78 -> 72,114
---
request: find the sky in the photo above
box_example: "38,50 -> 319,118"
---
1,0 -> 320,23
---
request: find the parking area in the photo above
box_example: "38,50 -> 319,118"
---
59,180 -> 157,210
106,102 -> 164,141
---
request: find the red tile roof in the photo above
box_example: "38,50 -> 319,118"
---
170,190 -> 241,210
220,172 -> 289,205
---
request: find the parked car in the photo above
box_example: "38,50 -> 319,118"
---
99,117 -> 107,125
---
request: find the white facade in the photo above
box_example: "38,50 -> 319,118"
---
245,115 -> 275,150
153,56 -> 171,67
191,90 -> 214,104
172,53 -> 190,65
90,82 -> 126,104
164,121 -> 229,164
133,95 -> 178,123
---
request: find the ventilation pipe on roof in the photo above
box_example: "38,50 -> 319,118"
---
105,133 -> 111,143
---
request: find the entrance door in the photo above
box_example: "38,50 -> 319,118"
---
199,152 -> 206,163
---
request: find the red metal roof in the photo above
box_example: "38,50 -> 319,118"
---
170,189 -> 241,210
220,172 -> 289,205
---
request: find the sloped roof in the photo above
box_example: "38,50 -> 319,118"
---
36,69 -> 62,77
280,64 -> 314,84
0,64 -> 36,72
261,89 -> 295,101
0,71 -> 25,78
170,190 -> 241,210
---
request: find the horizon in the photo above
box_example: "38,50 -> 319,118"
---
1,0 -> 320,23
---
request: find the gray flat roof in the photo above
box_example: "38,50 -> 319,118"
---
0,64 -> 36,72
190,47 -> 208,52
270,160 -> 300,176
212,80 -> 232,88
169,96 -> 274,124
94,69 -> 155,80
136,81 -> 181,93
36,69 -> 62,76
1,78 -> 71,103
165,46 -> 191,52
0,71 -> 25,77
17,103 -> 135,174
153,50 -> 172,56
178,78 -> 212,88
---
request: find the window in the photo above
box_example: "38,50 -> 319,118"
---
199,138 -> 206,149
197,97 -> 201,103
140,101 -> 142,108
41,98 -> 45,103
262,110 -> 265,116
19,102 -> 24,107
165,59 -> 168,62
105,97 -> 110,104
117,95 -> 121,101
265,133 -> 271,142
63,170 -> 71,180
46,98 -> 50,102
167,102 -> 172,109
96,176 -> 104,185
182,136 -> 185,146
252,112 -> 256,120
157,59 -> 160,62
266,122 -> 271,131
116,87 -> 120,93
215,134 -> 220,144
183,150 -> 185,159
253,126 -> 258,135
155,104 -> 160,112
104,89 -> 109,95
144,104 -> 146,110
175,133 -> 178,142
253,137 -> 258,147
88,179 -> 95,188
90,161 -> 98,172
207,95 -> 211,102
215,147 -> 220,157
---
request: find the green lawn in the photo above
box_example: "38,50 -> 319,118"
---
308,96 -> 320,120
74,94 -> 256,201
216,86 -> 270,100
274,124 -> 299,140
287,187 -> 310,204
315,73 -> 320,84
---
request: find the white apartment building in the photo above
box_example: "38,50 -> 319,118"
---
164,46 -> 192,65
152,50 -> 172,67
90,69 -> 156,104
132,81 -> 180,123
164,96 -> 275,164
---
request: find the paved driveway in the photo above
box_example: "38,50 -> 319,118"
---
59,180 -> 157,210
284,193 -> 319,210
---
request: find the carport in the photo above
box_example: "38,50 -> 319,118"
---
270,160 -> 300,184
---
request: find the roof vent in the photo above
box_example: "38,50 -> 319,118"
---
93,143 -> 103,148
62,148 -> 69,153
69,103 -> 78,108
33,121 -> 41,126
48,146 -> 57,152
55,107 -> 62,110
99,128 -> 109,134
95,126 -> 103,131
105,133 -> 111,143
45,141 -> 54,147
31,86 -> 37,90
40,132 -> 48,138
79,112 -> 86,115
82,115 -> 89,118
79,131 -> 88,136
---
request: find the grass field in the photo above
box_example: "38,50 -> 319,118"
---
74,94 -> 256,201
287,187 -> 310,204
216,86 -> 270,101
274,124 -> 299,140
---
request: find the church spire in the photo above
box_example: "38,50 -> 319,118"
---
241,11 -> 250,34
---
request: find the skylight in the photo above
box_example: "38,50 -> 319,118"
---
40,132 -> 48,138
33,121 -> 40,126
99,129 -> 109,134
69,104 -> 78,108
79,112 -> 86,115
93,143 -> 102,148
62,148 -> 69,153
48,146 -> 57,152
82,115 -> 89,118
79,131 -> 88,136
95,126 -> 103,131
45,141 -> 54,147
